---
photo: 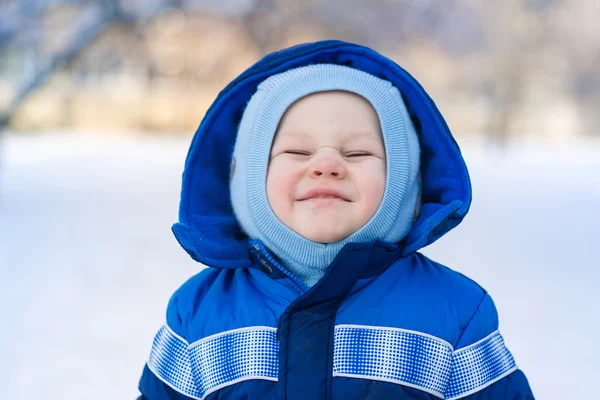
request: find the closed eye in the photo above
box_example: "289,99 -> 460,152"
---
345,152 -> 371,157
285,150 -> 311,156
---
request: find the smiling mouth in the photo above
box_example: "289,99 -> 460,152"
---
299,195 -> 351,205
297,189 -> 352,202
306,195 -> 346,200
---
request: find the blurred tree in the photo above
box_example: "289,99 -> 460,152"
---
0,1 -> 117,126
1,0 -> 598,137
480,0 -> 565,144
239,0 -> 277,55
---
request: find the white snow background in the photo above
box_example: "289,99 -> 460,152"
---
1,132 -> 598,399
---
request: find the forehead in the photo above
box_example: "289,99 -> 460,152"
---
275,90 -> 382,141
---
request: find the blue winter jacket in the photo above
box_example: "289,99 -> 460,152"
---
138,41 -> 534,399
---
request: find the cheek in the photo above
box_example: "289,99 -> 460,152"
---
266,159 -> 300,214
356,162 -> 386,212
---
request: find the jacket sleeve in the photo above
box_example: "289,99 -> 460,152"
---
445,293 -> 535,400
138,293 -> 201,400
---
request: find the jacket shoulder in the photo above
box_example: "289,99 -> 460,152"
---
419,253 -> 488,308
165,267 -> 226,337
338,253 -> 489,347
166,266 -> 287,343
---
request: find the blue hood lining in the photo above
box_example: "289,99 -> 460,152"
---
172,40 -> 471,269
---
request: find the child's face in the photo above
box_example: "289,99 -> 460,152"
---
267,91 -> 386,243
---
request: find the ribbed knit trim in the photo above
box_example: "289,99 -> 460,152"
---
230,64 -> 420,287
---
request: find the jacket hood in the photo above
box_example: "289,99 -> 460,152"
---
172,40 -> 472,269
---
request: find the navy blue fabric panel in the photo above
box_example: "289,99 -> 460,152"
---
278,306 -> 332,399
332,377 -> 438,399
278,242 -> 402,400
332,372 -> 534,400
138,364 -> 194,400
277,243 -> 373,400
461,369 -> 535,400
138,366 -> 280,400
204,379 -> 279,399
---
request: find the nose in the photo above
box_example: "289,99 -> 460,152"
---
308,153 -> 347,179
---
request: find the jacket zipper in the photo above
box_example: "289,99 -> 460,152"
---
249,240 -> 309,294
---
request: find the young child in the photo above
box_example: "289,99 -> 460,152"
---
137,40 -> 534,399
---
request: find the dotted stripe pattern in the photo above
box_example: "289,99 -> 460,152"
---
148,326 -> 200,398
148,326 -> 279,399
333,326 -> 453,397
446,332 -> 516,399
148,325 -> 515,399
189,328 -> 279,397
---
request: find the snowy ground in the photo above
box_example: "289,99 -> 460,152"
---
1,132 -> 598,399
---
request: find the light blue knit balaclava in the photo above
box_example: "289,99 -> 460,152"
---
230,64 -> 420,287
